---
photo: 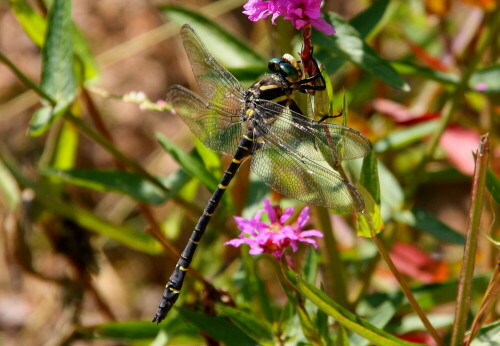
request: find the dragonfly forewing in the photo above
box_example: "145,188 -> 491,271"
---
180,25 -> 246,106
167,85 -> 244,155
256,100 -> 372,167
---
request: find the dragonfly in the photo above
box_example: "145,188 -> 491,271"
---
152,24 -> 371,323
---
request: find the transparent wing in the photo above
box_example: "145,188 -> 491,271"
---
167,85 -> 244,155
180,25 -> 246,108
250,130 -> 365,213
255,100 -> 372,166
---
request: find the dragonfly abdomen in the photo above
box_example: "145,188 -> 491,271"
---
152,131 -> 254,323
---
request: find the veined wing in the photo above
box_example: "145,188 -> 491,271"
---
255,100 -> 371,166
250,129 -> 365,213
167,85 -> 244,155
180,25 -> 246,109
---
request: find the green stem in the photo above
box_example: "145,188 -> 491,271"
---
0,50 -> 55,104
450,135 -> 490,346
314,206 -> 349,309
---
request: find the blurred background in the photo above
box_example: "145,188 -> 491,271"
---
0,0 -> 498,345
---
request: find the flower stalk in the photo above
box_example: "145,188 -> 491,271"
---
451,134 -> 490,346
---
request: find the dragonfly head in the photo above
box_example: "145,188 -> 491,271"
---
268,54 -> 303,83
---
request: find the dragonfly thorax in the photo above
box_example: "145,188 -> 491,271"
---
246,74 -> 294,108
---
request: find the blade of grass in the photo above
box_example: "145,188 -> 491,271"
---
451,135 -> 490,346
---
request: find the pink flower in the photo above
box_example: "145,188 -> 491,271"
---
243,0 -> 281,23
475,82 -> 488,92
225,199 -> 323,258
243,0 -> 335,35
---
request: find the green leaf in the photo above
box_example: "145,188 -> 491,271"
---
287,274 -> 425,346
177,308 -> 258,346
336,326 -> 351,346
156,133 -> 219,191
314,12 -> 410,92
360,151 -> 380,205
356,184 -> 384,238
469,65 -> 500,94
195,138 -> 221,176
1,146 -> 160,254
11,0 -> 99,84
373,120 -> 440,153
358,276 -> 490,314
0,160 -> 21,211
29,0 -> 77,136
72,24 -> 100,84
10,0 -> 46,45
52,121 -> 78,169
349,301 -> 397,346
350,0 -> 392,39
161,5 -> 265,67
57,200 -> 161,253
40,168 -> 169,204
392,61 -> 460,85
77,321 -> 165,340
297,302 -> 322,345
471,320 -> 500,345
486,168 -> 500,205
75,319 -> 199,342
216,305 -> 274,344
245,254 -> 275,322
346,159 -> 404,221
395,209 -> 465,245
315,0 -> 395,74
302,246 -> 319,284
395,313 -> 454,334
29,107 -> 55,135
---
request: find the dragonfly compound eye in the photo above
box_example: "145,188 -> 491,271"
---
267,58 -> 282,73
279,62 -> 298,81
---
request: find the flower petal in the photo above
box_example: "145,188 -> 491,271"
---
263,198 -> 277,223
299,238 -> 319,248
299,229 -> 323,238
310,17 -> 335,35
225,238 -> 246,247
296,206 -> 310,229
280,206 -> 295,224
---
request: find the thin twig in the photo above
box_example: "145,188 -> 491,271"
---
451,134 -> 490,345
464,257 -> 500,345
372,232 -> 445,346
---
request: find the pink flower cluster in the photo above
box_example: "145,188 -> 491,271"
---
225,199 -> 323,259
243,0 -> 335,35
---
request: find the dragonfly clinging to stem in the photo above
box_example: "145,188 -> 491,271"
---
152,24 -> 371,323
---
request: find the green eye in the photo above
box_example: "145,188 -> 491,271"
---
280,62 -> 298,80
268,58 -> 281,72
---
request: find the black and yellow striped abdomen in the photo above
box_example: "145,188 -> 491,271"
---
152,131 -> 254,323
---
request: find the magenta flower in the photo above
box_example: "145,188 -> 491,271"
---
243,0 -> 335,35
225,199 -> 323,258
